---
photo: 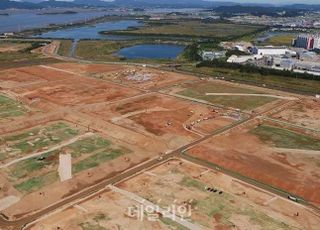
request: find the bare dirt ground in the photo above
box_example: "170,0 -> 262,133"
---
0,43 -> 29,53
84,93 -> 234,149
116,159 -> 320,230
0,60 -> 318,228
271,98 -> 320,130
28,159 -> 320,230
187,120 -> 320,206
50,63 -> 195,90
28,189 -> 171,230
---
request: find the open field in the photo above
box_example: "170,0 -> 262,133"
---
187,120 -> 320,206
84,93 -> 235,149
0,118 -> 145,219
117,160 -> 319,229
57,40 -> 72,57
75,40 -> 142,62
163,79 -> 279,111
47,62 -> 194,90
263,34 -> 296,46
0,125 -> 129,194
74,40 -> 187,63
104,20 -> 265,39
0,41 -> 59,71
178,65 -> 320,95
0,60 -> 318,228
0,121 -> 81,164
28,188 -> 183,230
0,65 -> 142,108
0,94 -> 27,120
270,98 -> 320,131
29,160 -> 320,230
0,42 -> 30,53
250,124 -> 320,150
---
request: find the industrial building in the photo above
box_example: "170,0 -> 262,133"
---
200,51 -> 226,61
251,46 -> 293,56
293,34 -> 320,50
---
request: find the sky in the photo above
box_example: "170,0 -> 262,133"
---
221,0 -> 320,4
19,0 -> 320,5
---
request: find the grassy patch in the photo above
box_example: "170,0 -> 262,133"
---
178,83 -> 275,110
0,95 -> 26,119
106,20 -> 265,39
0,44 -> 58,70
9,150 -> 59,179
68,137 -> 111,158
263,34 -> 295,46
178,65 -> 320,95
75,40 -> 142,62
250,125 -> 320,150
0,122 -> 79,160
79,222 -> 107,230
73,149 -> 127,174
14,171 -> 58,193
179,176 -> 205,191
57,40 -> 72,56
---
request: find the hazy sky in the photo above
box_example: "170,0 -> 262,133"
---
20,0 -> 320,5
223,0 -> 319,4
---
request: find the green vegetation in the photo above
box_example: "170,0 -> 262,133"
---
14,171 -> 58,193
176,174 -> 292,229
8,150 -> 59,179
178,65 -> 320,95
263,34 -> 295,46
57,40 -> 72,56
250,125 -> 320,150
7,136 -> 112,179
75,40 -> 142,61
0,122 -> 79,161
182,43 -> 201,62
73,148 -> 127,174
177,82 -> 275,110
75,40 -> 186,63
196,193 -> 292,229
104,20 -> 265,39
7,135 -> 124,194
197,60 -> 319,81
0,94 -> 26,119
0,40 -> 59,70
79,222 -> 107,230
179,176 -> 205,191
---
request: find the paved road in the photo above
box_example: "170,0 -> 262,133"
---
0,132 -> 94,169
205,93 -> 298,100
108,185 -> 202,230
0,113 -> 249,229
0,43 -> 317,229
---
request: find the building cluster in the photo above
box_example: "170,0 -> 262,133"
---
227,45 -> 320,76
199,50 -> 226,61
293,34 -> 320,50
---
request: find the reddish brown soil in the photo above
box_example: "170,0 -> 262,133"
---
188,124 -> 320,205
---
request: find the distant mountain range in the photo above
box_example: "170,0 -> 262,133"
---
2,0 -> 320,11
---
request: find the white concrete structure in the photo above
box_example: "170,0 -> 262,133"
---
200,51 -> 226,61
314,37 -> 320,49
252,46 -> 290,56
227,55 -> 260,64
58,153 -> 72,182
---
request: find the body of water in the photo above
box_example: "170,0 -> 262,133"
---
0,10 -> 108,33
116,44 -> 185,59
34,20 -> 141,40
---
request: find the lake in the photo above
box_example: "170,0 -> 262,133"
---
0,10 -> 108,33
34,20 -> 142,40
116,44 -> 185,59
